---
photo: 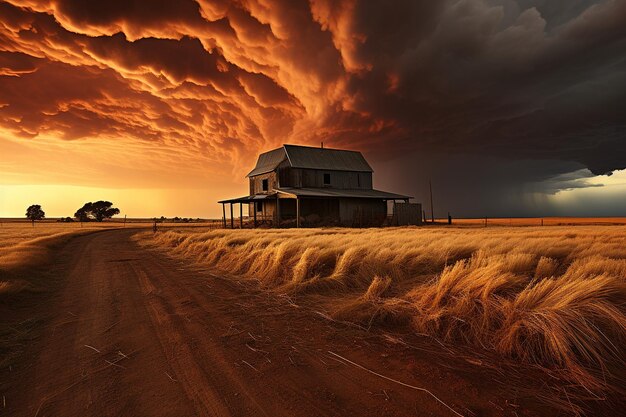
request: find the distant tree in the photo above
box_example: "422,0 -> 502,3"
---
75,205 -> 90,222
74,201 -> 120,222
25,204 -> 45,226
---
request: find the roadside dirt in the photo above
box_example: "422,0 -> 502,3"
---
0,229 -> 612,416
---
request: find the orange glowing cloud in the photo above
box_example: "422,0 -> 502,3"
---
1,0 -> 625,218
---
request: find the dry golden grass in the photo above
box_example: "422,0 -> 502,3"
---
450,217 -> 626,226
0,222 -> 114,294
0,221 -> 218,294
142,226 -> 626,394
0,223 -> 100,266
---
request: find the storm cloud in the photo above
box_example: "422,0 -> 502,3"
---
1,0 -> 625,215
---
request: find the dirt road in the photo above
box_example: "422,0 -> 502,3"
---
2,229 -> 553,417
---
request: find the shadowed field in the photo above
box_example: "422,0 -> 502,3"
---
0,223 -> 109,293
4,228 -> 547,417
142,226 -> 626,400
447,217 -> 626,226
1,224 -> 624,415
0,221 -> 222,294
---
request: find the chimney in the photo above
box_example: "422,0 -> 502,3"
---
321,142 -> 324,149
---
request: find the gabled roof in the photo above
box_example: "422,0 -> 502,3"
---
246,144 -> 373,177
246,147 -> 287,177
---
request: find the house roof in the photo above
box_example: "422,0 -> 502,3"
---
246,147 -> 287,177
218,187 -> 411,203
246,144 -> 373,177
217,193 -> 276,204
277,187 -> 411,200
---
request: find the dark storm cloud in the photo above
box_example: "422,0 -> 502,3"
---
0,0 -> 625,212
325,0 -> 626,175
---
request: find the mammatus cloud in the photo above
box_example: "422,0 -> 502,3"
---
1,1 -> 625,196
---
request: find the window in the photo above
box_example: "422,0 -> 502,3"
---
323,173 -> 331,185
357,173 -> 361,188
262,178 -> 268,191
256,201 -> 263,212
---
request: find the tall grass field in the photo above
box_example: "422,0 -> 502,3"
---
142,226 -> 626,395
0,223 -> 110,294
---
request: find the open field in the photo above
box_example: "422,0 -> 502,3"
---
0,222 -> 111,288
3,228 -> 555,417
445,217 -> 626,226
0,221 -> 219,266
0,221 -> 218,294
142,226 -> 626,402
2,224 -> 625,416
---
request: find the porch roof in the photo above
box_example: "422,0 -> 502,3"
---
217,193 -> 275,204
219,187 -> 411,203
276,187 -> 411,200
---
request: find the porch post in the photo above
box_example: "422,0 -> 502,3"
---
276,196 -> 281,228
239,202 -> 243,228
296,197 -> 300,228
222,203 -> 226,228
253,202 -> 257,228
230,203 -> 234,229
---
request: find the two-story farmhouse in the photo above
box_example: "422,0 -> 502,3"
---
219,144 -> 414,227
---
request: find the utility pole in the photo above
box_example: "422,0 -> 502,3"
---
429,180 -> 434,223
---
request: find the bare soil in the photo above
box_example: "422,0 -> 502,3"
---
0,229 -> 616,416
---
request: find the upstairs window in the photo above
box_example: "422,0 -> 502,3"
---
262,179 -> 269,191
323,173 -> 331,185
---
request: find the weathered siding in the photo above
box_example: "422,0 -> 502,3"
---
339,198 -> 386,226
277,167 -> 372,190
392,202 -> 423,226
248,200 -> 277,223
249,171 -> 278,195
300,199 -> 340,222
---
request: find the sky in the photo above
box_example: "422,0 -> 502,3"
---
1,0 -> 625,218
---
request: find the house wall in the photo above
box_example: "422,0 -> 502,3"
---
393,202 -> 423,226
301,199 -> 340,220
278,167 -> 372,190
245,197 -> 388,227
338,198 -> 387,226
249,171 -> 278,195
248,200 -> 276,222
247,198 -> 295,224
